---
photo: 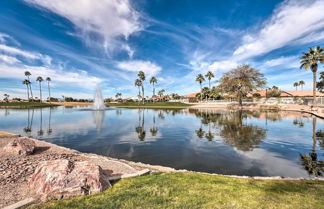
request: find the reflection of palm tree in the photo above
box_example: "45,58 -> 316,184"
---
205,123 -> 214,141
158,110 -> 165,120
195,128 -> 205,138
300,117 -> 324,176
37,109 -> 44,136
47,108 -> 52,135
135,109 -> 146,141
150,113 -> 158,136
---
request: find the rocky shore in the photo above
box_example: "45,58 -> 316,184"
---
0,132 -> 175,208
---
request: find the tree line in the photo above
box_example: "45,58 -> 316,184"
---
22,71 -> 52,102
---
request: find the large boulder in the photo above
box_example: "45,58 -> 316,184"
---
3,137 -> 35,156
29,159 -> 110,201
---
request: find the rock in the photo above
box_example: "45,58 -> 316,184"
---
29,160 -> 110,201
3,137 -> 35,156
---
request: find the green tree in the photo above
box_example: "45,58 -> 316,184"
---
134,79 -> 142,103
138,71 -> 146,104
317,72 -> 324,92
3,93 -> 9,102
300,46 -> 324,105
23,79 -> 30,100
205,71 -> 215,89
195,74 -> 205,102
158,89 -> 165,97
36,76 -> 44,102
299,80 -> 305,90
46,77 -> 51,102
293,82 -> 299,91
219,65 -> 266,105
24,71 -> 33,100
149,76 -> 157,98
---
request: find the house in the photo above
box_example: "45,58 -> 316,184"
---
183,93 -> 198,103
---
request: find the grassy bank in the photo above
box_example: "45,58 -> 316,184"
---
30,172 -> 323,209
0,102 -> 59,108
107,102 -> 192,108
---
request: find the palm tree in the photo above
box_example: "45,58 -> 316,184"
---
158,89 -> 165,97
138,71 -> 146,104
36,76 -> 44,102
24,71 -> 33,100
135,79 -> 142,103
23,79 -> 30,100
3,94 -> 9,102
293,82 -> 299,91
149,76 -> 157,98
205,71 -> 215,89
46,77 -> 51,102
196,74 -> 205,102
300,46 -> 324,105
299,80 -> 305,90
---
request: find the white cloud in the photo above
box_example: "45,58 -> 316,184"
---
26,0 -> 143,55
261,56 -> 299,69
0,44 -> 52,65
0,54 -> 20,64
116,60 -> 161,76
0,64 -> 103,90
233,0 -> 324,60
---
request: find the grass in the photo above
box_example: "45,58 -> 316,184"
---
29,172 -> 324,209
107,102 -> 192,108
0,102 -> 59,108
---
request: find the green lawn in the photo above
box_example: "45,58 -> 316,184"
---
0,102 -> 59,108
107,102 -> 192,108
29,172 -> 324,209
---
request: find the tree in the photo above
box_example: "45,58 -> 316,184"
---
293,82 -> 299,91
300,46 -> 324,105
149,76 -> 157,98
317,72 -> 324,92
24,71 -> 33,100
36,76 -> 44,102
266,86 -> 281,97
46,77 -> 51,102
205,71 -> 215,89
115,93 -> 122,100
158,89 -> 165,97
219,65 -> 266,105
137,71 -> 146,104
23,79 -> 30,100
134,79 -> 142,103
3,94 -> 9,102
299,80 -> 305,90
195,74 -> 205,102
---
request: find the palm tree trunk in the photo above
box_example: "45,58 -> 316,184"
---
200,83 -> 202,102
312,117 -> 316,153
27,76 -> 33,100
138,86 -> 141,104
26,85 -> 29,100
48,82 -> 51,103
209,79 -> 211,89
313,71 -> 317,105
142,85 -> 144,104
39,82 -> 42,102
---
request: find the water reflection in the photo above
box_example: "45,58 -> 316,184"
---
300,117 -> 324,176
2,106 -> 324,178
92,110 -> 105,131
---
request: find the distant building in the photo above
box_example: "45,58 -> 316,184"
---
183,93 -> 198,103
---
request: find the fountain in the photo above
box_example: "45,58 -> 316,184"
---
93,87 -> 106,110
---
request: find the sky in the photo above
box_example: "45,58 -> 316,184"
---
0,0 -> 323,100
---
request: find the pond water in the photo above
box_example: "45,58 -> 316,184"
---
1,107 -> 323,178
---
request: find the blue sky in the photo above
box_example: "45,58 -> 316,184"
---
0,0 -> 323,99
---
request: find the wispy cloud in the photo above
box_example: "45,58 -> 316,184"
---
116,60 -> 161,76
0,54 -> 20,64
25,0 -> 143,56
233,0 -> 324,60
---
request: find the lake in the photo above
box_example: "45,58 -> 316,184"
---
1,106 -> 323,178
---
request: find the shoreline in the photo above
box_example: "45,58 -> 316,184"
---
0,131 -> 323,208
